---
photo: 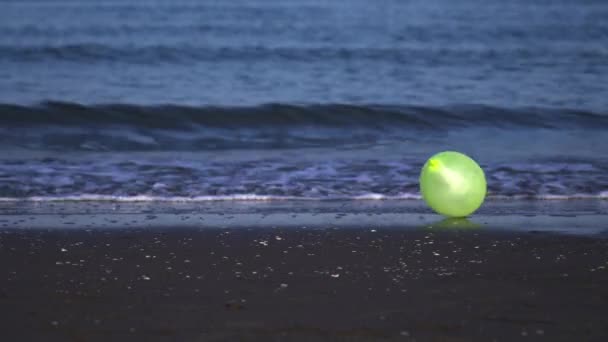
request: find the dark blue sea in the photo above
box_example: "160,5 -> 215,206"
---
0,0 -> 607,202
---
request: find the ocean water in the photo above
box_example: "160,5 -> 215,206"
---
0,0 -> 607,201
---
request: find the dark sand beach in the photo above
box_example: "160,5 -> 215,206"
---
1,203 -> 607,341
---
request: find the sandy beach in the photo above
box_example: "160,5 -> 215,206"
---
1,204 -> 607,341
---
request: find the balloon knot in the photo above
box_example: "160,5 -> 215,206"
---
428,158 -> 441,171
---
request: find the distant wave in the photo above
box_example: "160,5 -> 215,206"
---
1,44 -> 607,64
0,101 -> 605,151
1,101 -> 606,129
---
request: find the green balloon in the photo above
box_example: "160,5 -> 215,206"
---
419,151 -> 486,218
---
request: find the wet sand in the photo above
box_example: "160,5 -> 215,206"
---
1,226 -> 607,341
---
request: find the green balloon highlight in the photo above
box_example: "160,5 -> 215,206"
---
419,151 -> 486,218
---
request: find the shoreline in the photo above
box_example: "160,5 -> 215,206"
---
1,199 -> 607,236
1,212 -> 607,237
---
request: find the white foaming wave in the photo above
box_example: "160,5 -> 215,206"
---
487,192 -> 608,200
0,192 -> 606,202
353,193 -> 422,200
534,192 -> 608,200
0,194 -> 306,202
0,193 -> 422,202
